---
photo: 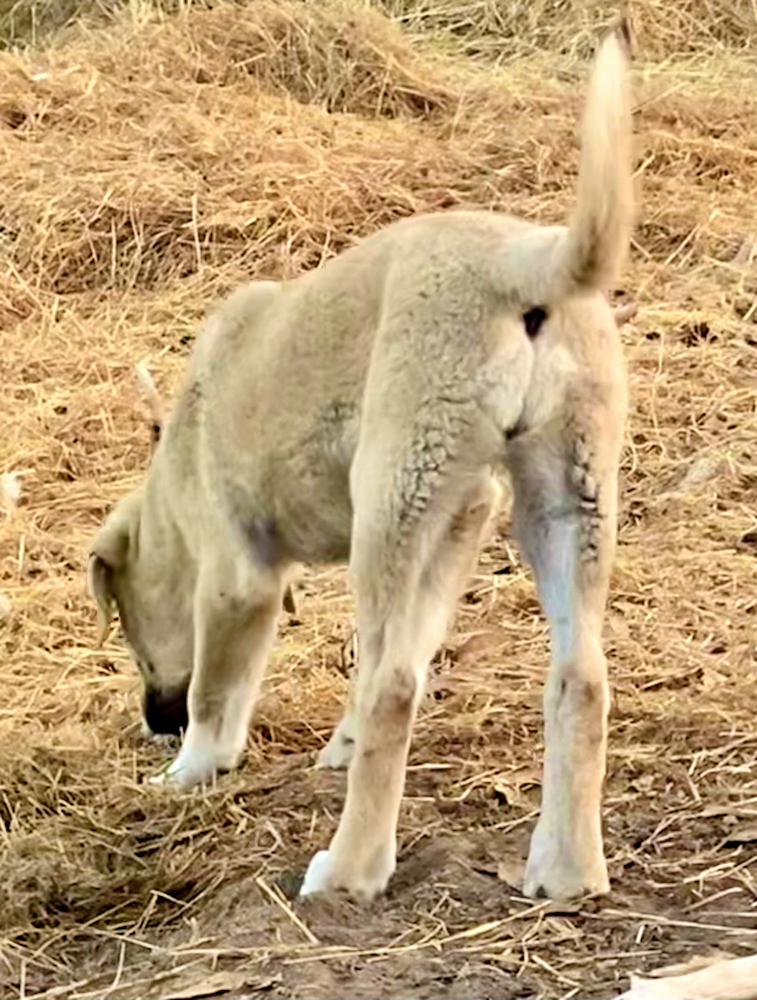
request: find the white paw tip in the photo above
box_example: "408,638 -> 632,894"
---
299,850 -> 332,897
147,760 -> 187,787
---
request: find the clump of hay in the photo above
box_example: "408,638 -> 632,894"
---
4,0 -> 453,118
0,2 -> 458,297
208,2 -> 454,117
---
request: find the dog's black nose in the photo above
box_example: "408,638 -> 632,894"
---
143,685 -> 189,736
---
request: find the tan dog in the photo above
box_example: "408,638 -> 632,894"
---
88,26 -> 633,902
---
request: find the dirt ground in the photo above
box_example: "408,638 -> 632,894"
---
0,2 -> 756,998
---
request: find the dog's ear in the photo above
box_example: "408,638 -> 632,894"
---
135,363 -> 164,452
87,495 -> 140,645
87,552 -> 117,647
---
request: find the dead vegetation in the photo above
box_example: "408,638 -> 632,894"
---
3,0 -> 757,58
377,0 -> 757,61
0,1 -> 756,998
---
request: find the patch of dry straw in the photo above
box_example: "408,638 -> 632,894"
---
377,0 -> 757,62
3,0 -> 757,60
0,2 -> 756,998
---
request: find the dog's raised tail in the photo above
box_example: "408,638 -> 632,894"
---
560,23 -> 633,293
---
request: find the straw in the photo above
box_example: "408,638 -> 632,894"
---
0,1 -> 756,997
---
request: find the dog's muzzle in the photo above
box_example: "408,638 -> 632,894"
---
142,685 -> 189,736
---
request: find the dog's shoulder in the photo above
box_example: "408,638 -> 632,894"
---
191,280 -> 284,375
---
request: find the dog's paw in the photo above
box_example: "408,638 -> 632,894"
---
523,825 -> 609,900
316,733 -> 355,770
299,845 -> 396,901
147,762 -> 192,788
299,850 -> 333,897
148,744 -> 219,788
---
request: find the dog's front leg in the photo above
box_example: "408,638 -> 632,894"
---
154,559 -> 284,787
509,432 -> 619,900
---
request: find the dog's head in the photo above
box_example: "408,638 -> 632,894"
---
87,484 -> 196,736
87,367 -> 195,735
88,364 -> 297,737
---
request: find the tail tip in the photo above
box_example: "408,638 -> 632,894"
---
614,14 -> 634,60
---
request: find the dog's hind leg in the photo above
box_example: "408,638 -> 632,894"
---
507,414 -> 622,900
155,555 -> 286,787
301,468 -> 499,900
317,669 -> 359,770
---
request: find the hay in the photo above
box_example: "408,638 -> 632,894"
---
1,1 -> 757,997
377,0 -> 757,62
4,0 -> 757,60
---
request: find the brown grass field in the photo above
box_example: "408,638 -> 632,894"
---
1,1 -> 756,997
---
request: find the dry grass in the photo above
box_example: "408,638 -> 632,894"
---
0,2 -> 756,998
377,0 -> 757,61
3,0 -> 757,58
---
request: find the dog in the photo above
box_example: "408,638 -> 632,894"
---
88,24 -> 633,903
